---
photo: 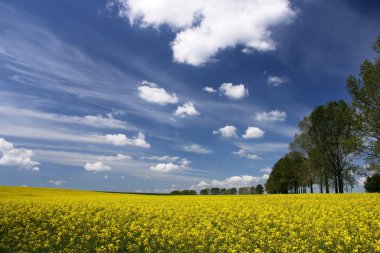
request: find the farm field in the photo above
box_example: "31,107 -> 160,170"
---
0,187 -> 379,253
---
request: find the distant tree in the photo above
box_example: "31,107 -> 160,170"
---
347,35 -> 380,170
210,187 -> 221,195
256,184 -> 264,194
170,190 -> 181,195
249,186 -> 257,194
230,187 -> 237,195
170,189 -> 197,195
220,188 -> 226,195
238,187 -> 250,195
364,173 -> 380,192
200,188 -> 210,195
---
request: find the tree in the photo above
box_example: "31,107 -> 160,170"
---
238,187 -> 250,195
309,100 -> 360,193
347,35 -> 380,170
256,184 -> 264,194
200,188 -> 210,195
230,187 -> 237,195
364,173 -> 380,192
210,187 -> 221,195
249,186 -> 257,194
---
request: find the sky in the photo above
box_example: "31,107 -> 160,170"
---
0,0 -> 379,193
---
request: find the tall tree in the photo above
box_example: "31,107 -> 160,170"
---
347,35 -> 380,171
309,100 -> 360,193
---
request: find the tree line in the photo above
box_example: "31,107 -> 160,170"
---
265,36 -> 380,194
170,184 -> 264,195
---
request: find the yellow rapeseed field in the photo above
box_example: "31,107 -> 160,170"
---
0,187 -> 379,253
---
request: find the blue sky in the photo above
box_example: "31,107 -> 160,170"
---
0,0 -> 379,192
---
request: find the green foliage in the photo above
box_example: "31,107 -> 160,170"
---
347,35 -> 380,166
364,173 -> 380,193
170,189 -> 197,195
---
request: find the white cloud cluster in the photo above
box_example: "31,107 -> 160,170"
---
233,149 -> 261,160
84,153 -> 129,172
101,132 -> 150,148
84,161 -> 111,172
242,126 -> 264,139
0,138 -> 39,171
213,125 -> 237,138
219,83 -> 248,100
197,175 -> 261,189
137,81 -> 178,105
150,158 -> 190,172
181,144 -> 212,154
174,102 -> 200,117
113,0 -> 296,66
203,86 -> 217,93
260,167 -> 272,174
267,75 -> 288,87
256,110 -> 287,122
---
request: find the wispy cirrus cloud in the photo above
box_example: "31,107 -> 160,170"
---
181,144 -> 212,154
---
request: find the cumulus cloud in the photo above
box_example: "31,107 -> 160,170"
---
233,149 -> 261,160
150,163 -> 180,172
357,177 -> 367,186
137,81 -> 178,105
203,86 -> 217,93
113,0 -> 296,66
219,83 -> 248,100
0,138 -> 40,171
256,110 -> 286,122
101,132 -> 150,148
84,161 -> 111,172
149,158 -> 190,172
262,174 -> 270,180
197,175 -> 261,189
213,125 -> 237,138
174,102 -> 200,117
267,75 -> 288,87
181,144 -> 212,154
242,126 -> 264,139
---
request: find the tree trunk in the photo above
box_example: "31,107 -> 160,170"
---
334,173 -> 339,193
325,173 -> 329,193
310,179 -> 313,193
320,177 -> 323,193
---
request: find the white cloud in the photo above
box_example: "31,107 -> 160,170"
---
203,86 -> 217,93
267,75 -> 288,87
242,126 -> 264,139
213,125 -> 237,138
357,177 -> 366,186
0,138 -> 40,171
256,110 -> 287,122
233,149 -> 261,160
84,161 -> 111,172
149,158 -> 190,172
114,0 -> 296,66
48,180 -> 66,186
174,102 -> 200,117
197,175 -> 261,188
101,132 -> 150,148
100,154 -> 131,161
137,81 -> 178,105
219,83 -> 248,100
182,144 -> 212,154
144,156 -> 180,162
260,167 -> 272,174
150,163 -> 180,172
262,174 -> 270,180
